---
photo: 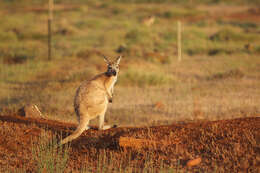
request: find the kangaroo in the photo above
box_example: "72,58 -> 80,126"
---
60,55 -> 122,145
142,16 -> 155,27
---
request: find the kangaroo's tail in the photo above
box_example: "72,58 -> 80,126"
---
60,115 -> 89,145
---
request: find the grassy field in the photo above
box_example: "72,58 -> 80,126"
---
0,0 -> 259,126
0,0 -> 259,171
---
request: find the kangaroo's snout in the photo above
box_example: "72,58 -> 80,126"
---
106,69 -> 117,77
112,70 -> 117,76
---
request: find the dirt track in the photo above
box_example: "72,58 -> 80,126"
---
0,114 -> 259,172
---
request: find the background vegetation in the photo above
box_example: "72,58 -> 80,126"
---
0,0 -> 259,125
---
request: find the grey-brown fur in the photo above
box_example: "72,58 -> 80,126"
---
60,56 -> 121,145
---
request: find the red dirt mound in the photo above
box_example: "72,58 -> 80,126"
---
0,114 -> 259,172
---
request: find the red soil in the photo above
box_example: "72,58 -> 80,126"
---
0,114 -> 259,172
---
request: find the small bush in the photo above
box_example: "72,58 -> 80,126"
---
209,28 -> 258,42
125,29 -> 142,42
254,46 -> 260,54
162,11 -> 174,18
32,133 -> 70,173
111,6 -> 125,15
208,48 -> 234,56
231,22 -> 257,30
186,47 -> 208,56
162,31 -> 177,42
125,29 -> 151,44
1,47 -> 36,64
207,69 -> 244,80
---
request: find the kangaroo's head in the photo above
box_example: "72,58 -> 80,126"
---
104,55 -> 121,77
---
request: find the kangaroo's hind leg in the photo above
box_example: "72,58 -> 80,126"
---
99,110 -> 111,130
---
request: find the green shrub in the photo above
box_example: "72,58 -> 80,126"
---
209,28 -> 258,42
254,46 -> 260,54
161,8 -> 204,19
208,48 -> 234,56
32,133 -> 70,173
231,22 -> 257,30
207,69 -> 244,80
125,28 -> 151,44
162,11 -> 174,18
16,32 -> 46,41
0,47 -> 36,64
186,47 -> 208,56
162,31 -> 177,42
111,6 -> 125,15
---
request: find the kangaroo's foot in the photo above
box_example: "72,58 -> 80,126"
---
99,125 -> 117,130
99,125 -> 111,130
85,126 -> 90,130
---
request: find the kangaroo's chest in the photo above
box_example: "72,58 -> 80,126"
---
108,76 -> 117,90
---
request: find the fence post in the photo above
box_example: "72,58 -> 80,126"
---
177,20 -> 182,62
48,0 -> 53,61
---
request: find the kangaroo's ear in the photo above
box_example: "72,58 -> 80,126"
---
103,55 -> 110,65
115,55 -> 122,65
